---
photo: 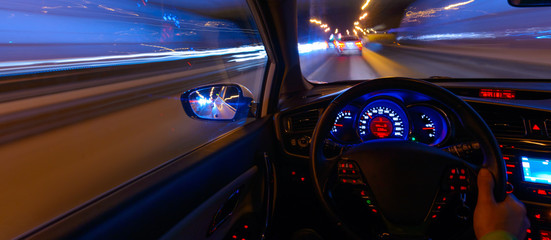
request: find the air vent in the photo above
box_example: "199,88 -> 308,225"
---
285,109 -> 320,133
482,113 -> 526,137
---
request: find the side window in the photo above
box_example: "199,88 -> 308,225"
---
0,0 -> 267,239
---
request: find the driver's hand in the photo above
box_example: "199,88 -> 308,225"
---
474,168 -> 530,240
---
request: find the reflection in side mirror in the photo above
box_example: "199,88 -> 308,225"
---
508,0 -> 551,7
180,84 -> 254,121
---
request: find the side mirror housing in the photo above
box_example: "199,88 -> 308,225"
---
508,0 -> 551,7
180,84 -> 255,121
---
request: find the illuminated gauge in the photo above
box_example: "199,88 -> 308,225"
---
420,114 -> 437,143
409,105 -> 450,146
331,107 -> 359,143
357,99 -> 409,141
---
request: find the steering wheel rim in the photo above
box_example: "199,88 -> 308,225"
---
309,78 -> 506,239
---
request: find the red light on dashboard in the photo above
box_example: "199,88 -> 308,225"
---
535,213 -> 541,219
479,89 -> 516,99
533,124 -> 541,131
542,230 -> 551,239
537,189 -> 547,195
370,116 -> 393,138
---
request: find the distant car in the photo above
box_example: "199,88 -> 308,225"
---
335,35 -> 362,55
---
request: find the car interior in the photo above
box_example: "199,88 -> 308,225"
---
1,0 -> 551,239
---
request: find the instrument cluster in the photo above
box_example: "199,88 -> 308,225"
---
330,94 -> 451,146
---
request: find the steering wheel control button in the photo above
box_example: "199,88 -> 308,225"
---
337,161 -> 363,185
445,167 -> 471,193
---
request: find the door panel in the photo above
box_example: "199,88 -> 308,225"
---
22,117 -> 275,240
161,167 -> 257,240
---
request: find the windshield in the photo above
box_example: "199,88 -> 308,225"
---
298,0 -> 551,83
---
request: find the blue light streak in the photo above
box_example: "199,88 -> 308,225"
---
0,45 -> 266,76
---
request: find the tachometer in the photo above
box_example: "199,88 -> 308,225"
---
420,114 -> 436,143
358,99 -> 409,141
409,105 -> 450,146
331,110 -> 352,138
331,106 -> 359,143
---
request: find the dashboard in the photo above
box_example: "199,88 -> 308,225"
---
275,82 -> 551,240
330,94 -> 450,147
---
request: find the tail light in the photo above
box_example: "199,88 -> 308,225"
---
337,41 -> 345,48
355,41 -> 362,49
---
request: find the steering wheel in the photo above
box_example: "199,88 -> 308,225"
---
309,78 -> 506,239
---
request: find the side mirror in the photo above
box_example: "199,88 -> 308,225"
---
180,84 -> 255,121
508,0 -> 551,7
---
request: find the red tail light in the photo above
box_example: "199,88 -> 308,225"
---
355,41 -> 362,49
337,41 -> 345,48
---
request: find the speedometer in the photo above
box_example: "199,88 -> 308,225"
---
358,99 -> 409,141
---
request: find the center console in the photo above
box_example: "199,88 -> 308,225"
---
500,142 -> 551,240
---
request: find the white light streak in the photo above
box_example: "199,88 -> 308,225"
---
361,0 -> 371,10
444,0 -> 475,10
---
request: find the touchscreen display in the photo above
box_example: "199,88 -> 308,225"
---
521,156 -> 551,184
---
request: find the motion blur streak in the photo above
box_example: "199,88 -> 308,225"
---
397,0 -> 551,42
360,46 -> 421,77
0,0 -> 262,76
228,50 -> 267,62
361,0 -> 371,10
0,45 -> 266,76
443,0 -> 475,10
298,42 -> 329,54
